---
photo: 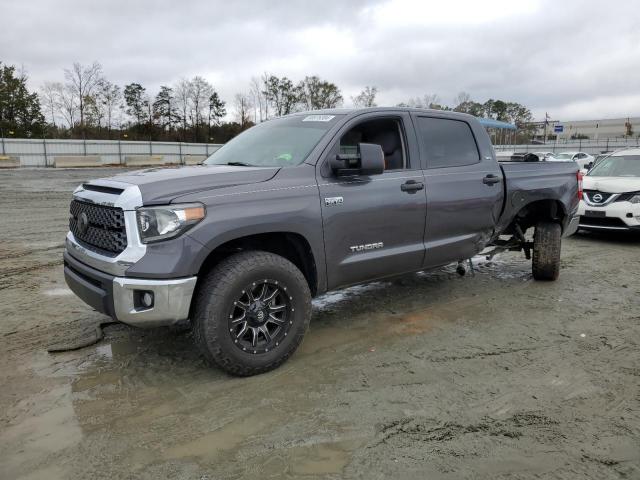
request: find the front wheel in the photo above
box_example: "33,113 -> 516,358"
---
193,251 -> 312,376
532,221 -> 562,281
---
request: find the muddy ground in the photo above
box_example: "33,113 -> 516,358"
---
1,168 -> 639,480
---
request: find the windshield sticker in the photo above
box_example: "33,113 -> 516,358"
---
302,115 -> 335,122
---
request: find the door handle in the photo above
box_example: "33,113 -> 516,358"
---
483,174 -> 501,185
401,180 -> 424,193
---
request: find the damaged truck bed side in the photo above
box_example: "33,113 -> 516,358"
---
64,108 -> 580,376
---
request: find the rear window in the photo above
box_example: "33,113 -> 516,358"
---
417,117 -> 480,168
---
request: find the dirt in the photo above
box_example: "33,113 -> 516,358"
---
1,168 -> 639,479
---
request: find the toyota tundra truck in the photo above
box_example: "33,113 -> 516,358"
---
64,108 -> 581,376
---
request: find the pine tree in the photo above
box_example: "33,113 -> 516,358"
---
0,62 -> 45,137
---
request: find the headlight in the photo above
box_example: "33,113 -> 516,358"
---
629,194 -> 640,204
136,203 -> 205,243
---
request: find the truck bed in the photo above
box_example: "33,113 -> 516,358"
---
496,160 -> 579,234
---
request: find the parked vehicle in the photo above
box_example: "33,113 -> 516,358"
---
589,152 -> 614,170
64,108 -> 580,375
532,151 -> 558,161
578,148 -> 640,231
553,151 -> 595,169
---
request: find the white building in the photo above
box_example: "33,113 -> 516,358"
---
533,117 -> 639,140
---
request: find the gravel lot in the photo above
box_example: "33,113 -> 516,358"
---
1,168 -> 639,480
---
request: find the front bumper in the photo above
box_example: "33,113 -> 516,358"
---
64,251 -> 197,328
577,200 -> 640,231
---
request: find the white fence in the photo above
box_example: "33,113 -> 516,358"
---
0,138 -> 223,167
494,138 -> 640,155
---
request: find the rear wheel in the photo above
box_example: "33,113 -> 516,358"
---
193,251 -> 311,376
532,221 -> 561,280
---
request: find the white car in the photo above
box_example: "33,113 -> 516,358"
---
553,151 -> 594,169
578,148 -> 640,232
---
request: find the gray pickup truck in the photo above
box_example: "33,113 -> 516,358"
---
64,108 -> 580,375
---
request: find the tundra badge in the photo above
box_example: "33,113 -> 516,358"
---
350,242 -> 384,252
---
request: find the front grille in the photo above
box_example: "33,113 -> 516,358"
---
69,200 -> 127,256
616,192 -> 640,202
584,190 -> 614,204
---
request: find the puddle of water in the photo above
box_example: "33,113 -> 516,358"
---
288,439 -> 363,476
95,343 -> 113,360
165,406 -> 286,461
0,384 -> 81,478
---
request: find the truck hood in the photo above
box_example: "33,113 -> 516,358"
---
104,165 -> 280,204
583,176 -> 640,193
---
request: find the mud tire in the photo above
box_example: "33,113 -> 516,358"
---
193,251 -> 311,376
532,221 -> 561,281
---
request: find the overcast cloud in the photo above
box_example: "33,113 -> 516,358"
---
2,0 -> 639,121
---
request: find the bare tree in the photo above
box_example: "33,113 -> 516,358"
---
249,75 -> 269,122
63,62 -> 104,130
40,82 -> 60,126
98,80 -> 121,136
351,86 -> 378,107
407,93 -> 443,109
233,93 -> 253,128
42,82 -> 77,128
188,76 -> 214,141
453,91 -> 471,107
174,79 -> 192,140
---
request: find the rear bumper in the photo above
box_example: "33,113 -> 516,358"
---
64,251 -> 197,328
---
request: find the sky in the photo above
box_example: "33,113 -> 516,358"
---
2,0 -> 639,122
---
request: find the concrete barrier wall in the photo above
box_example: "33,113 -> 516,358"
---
124,155 -> 165,167
0,156 -> 20,168
184,155 -> 206,165
53,156 -> 102,168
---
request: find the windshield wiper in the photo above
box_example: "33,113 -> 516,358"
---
224,161 -> 253,167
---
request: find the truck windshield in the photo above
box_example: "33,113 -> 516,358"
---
588,155 -> 640,177
204,114 -> 341,167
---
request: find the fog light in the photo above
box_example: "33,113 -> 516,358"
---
142,291 -> 154,308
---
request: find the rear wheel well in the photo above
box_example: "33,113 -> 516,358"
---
506,199 -> 566,235
197,232 -> 318,297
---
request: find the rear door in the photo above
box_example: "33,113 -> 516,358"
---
412,114 -> 504,268
318,112 -> 427,289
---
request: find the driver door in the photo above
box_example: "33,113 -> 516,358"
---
318,113 -> 427,289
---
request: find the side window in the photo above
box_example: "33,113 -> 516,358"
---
417,117 -> 480,168
339,118 -> 407,170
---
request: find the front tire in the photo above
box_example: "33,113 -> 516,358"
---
193,251 -> 311,376
532,221 -> 561,281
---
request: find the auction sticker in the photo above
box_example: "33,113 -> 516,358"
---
303,115 -> 335,122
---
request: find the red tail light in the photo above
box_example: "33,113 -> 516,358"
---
577,171 -> 583,201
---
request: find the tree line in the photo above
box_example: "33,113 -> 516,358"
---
1,60 -> 535,143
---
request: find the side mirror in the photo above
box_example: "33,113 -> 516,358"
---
358,143 -> 385,175
585,162 -> 593,170
330,143 -> 385,176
